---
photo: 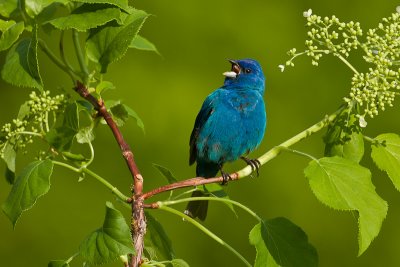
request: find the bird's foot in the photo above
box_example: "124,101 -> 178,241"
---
220,170 -> 232,185
241,157 -> 261,177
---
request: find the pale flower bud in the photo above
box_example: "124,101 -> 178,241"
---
359,116 -> 368,128
303,9 -> 312,18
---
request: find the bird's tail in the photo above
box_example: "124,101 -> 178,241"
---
184,161 -> 219,221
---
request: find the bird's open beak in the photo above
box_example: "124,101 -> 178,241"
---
223,60 -> 241,78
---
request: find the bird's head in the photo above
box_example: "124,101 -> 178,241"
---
223,59 -> 265,93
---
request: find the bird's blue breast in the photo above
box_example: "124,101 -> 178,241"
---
196,88 -> 266,163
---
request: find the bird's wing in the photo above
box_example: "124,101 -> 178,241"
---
189,91 -> 219,165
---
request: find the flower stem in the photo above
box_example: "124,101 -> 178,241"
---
279,146 -> 318,161
45,112 -> 50,132
19,131 -> 43,137
335,53 -> 360,75
363,135 -> 375,143
159,197 -> 261,221
66,253 -> 79,264
81,142 -> 95,168
52,160 -> 130,201
82,168 -> 130,201
52,160 -> 81,172
38,39 -> 77,83
72,30 -> 89,84
59,31 -> 77,75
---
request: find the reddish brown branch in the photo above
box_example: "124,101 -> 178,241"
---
74,81 -> 145,267
142,172 -> 240,200
75,82 -> 141,180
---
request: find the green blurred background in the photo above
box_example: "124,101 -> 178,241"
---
1,0 -> 400,266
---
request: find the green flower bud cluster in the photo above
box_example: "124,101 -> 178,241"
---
1,119 -> 33,150
283,9 -> 400,124
345,71 -> 398,118
344,12 -> 400,118
363,13 -> 400,67
0,91 -> 66,154
306,15 -> 362,61
27,91 -> 66,123
285,12 -> 362,67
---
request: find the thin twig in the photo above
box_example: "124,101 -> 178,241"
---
142,175 -> 235,200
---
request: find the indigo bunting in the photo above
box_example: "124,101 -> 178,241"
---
185,59 -> 266,220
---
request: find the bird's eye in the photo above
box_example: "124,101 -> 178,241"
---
245,68 -> 252,74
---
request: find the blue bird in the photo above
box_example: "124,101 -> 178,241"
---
185,59 -> 266,220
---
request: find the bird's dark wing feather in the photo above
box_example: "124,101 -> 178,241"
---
189,93 -> 216,165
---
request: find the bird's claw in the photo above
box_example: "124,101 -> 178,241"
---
221,170 -> 232,185
241,157 -> 261,177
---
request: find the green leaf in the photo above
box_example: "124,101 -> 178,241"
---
2,142 -> 16,174
46,102 -> 79,151
123,104 -> 145,133
48,4 -> 122,32
46,127 -> 76,151
73,0 -> 130,13
79,202 -> 135,265
325,131 -> 364,163
109,102 -> 129,126
304,156 -> 388,255
324,112 -> 364,163
371,133 -> 400,191
76,126 -> 95,144
129,35 -> 159,55
260,217 -> 318,267
48,253 -> 76,266
106,101 -> 145,132
0,20 -> 24,52
0,19 -> 15,31
17,101 -> 31,120
61,151 -> 88,162
64,102 -> 80,131
96,80 -> 115,94
86,9 -> 148,73
249,223 -> 278,267
78,174 -> 85,182
48,260 -> 70,267
2,142 -> 16,184
1,25 -> 43,89
152,163 -> 178,184
250,218 -> 318,267
25,0 -> 70,18
0,0 -> 19,18
104,99 -> 119,108
171,259 -> 190,267
145,212 -> 175,261
2,159 -> 53,227
76,100 -> 94,113
143,247 -> 158,262
5,167 -> 15,184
